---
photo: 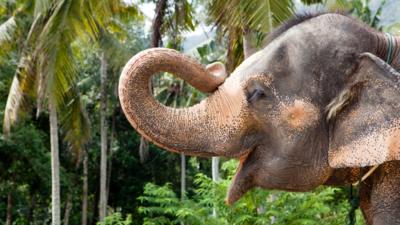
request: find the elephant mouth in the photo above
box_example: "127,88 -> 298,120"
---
229,129 -> 262,159
241,144 -> 257,158
226,145 -> 259,205
232,145 -> 256,159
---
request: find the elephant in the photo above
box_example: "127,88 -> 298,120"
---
119,12 -> 400,224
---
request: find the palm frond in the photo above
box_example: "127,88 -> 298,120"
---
2,13 -> 47,135
35,0 -> 92,162
37,0 -> 93,109
207,0 -> 294,70
3,54 -> 37,136
5,0 -> 94,160
163,0 -> 196,46
0,17 -> 17,55
33,0 -> 52,18
41,40 -> 78,111
90,0 -> 142,24
60,90 -> 91,163
301,0 -> 323,5
209,0 -> 293,33
98,27 -> 130,69
226,27 -> 244,73
35,2 -> 68,108
71,0 -> 99,41
3,76 -> 22,136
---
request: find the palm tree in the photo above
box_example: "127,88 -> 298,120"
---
82,150 -> 89,225
139,2 -> 196,213
99,50 -> 109,221
94,4 -> 141,221
207,0 -> 294,68
153,0 -> 196,212
5,191 -> 12,225
138,0 -> 168,164
0,0 -> 126,223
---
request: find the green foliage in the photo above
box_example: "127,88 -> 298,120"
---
138,183 -> 181,225
208,0 -> 293,33
0,122 -> 51,224
351,0 -> 386,29
138,159 -> 365,225
0,0 -> 397,224
159,0 -> 197,49
97,212 -> 133,225
194,40 -> 226,64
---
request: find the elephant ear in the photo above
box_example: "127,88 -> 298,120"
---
328,53 -> 400,168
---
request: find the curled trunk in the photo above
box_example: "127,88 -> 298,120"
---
119,48 -> 249,157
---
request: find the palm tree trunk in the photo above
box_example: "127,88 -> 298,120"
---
63,193 -> 72,225
151,0 -> 167,47
212,157 -> 220,182
6,191 -> 12,225
180,153 -> 186,225
180,153 -> 186,200
211,157 -> 219,217
139,137 -> 149,163
28,194 -> 36,222
243,27 -> 256,59
106,111 -> 116,204
82,151 -> 88,225
139,0 -> 168,162
92,182 -> 99,225
49,97 -> 61,225
99,51 -> 108,222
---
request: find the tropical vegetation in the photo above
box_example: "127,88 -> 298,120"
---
0,0 -> 398,224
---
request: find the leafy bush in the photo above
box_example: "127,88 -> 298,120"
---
138,159 -> 365,225
97,212 -> 133,225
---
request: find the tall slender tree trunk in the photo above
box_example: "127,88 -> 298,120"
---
139,137 -> 149,163
211,157 -> 219,217
82,151 -> 88,225
180,153 -> 186,200
151,0 -> 167,47
212,157 -> 220,182
92,182 -> 99,225
139,0 -> 168,162
6,191 -> 13,225
99,51 -> 108,222
63,193 -> 72,225
49,98 -> 61,225
180,153 -> 186,225
28,194 -> 36,222
106,111 -> 116,203
243,27 -> 257,59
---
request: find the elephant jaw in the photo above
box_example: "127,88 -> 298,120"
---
226,145 -> 332,205
226,147 -> 258,205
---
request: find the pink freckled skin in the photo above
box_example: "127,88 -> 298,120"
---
278,99 -> 319,131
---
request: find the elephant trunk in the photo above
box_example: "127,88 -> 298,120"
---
119,48 -> 249,157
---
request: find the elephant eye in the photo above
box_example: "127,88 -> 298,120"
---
246,88 -> 266,103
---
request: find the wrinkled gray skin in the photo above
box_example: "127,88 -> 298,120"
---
119,13 -> 400,225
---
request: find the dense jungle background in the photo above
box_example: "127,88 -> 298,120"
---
1,0 -> 400,224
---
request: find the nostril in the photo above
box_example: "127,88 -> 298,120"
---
247,88 -> 266,103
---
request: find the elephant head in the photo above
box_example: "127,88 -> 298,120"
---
119,13 -> 400,205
